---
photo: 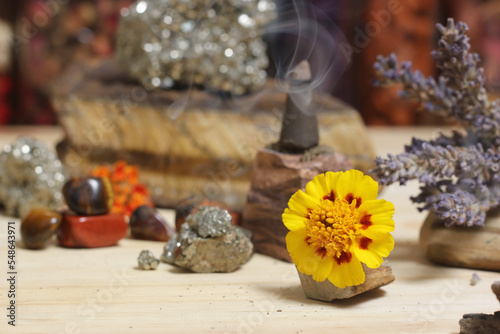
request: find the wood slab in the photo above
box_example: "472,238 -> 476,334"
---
52,60 -> 376,209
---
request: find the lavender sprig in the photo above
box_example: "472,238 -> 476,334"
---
373,18 -> 500,141
372,18 -> 500,227
374,138 -> 492,186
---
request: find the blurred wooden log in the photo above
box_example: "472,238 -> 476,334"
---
52,60 -> 376,210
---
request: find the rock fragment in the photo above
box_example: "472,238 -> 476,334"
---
138,250 -> 160,270
162,206 -> 253,273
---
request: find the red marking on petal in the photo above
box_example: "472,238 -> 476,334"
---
334,251 -> 352,265
345,193 -> 354,204
304,236 -> 312,246
305,208 -> 312,219
346,193 -> 362,208
315,247 -> 327,258
359,214 -> 372,229
323,191 -> 335,202
359,237 -> 372,250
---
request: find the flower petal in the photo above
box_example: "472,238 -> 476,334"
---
287,190 -> 320,216
305,173 -> 329,200
327,253 -> 365,288
311,255 -> 334,282
282,209 -> 307,231
336,170 -> 378,206
286,230 -> 318,275
356,199 -> 395,238
352,234 -> 395,268
325,171 -> 342,189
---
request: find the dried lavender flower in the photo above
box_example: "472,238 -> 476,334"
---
372,18 -> 500,227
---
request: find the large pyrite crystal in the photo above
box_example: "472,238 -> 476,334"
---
116,0 -> 276,95
161,206 -> 253,273
0,137 -> 67,217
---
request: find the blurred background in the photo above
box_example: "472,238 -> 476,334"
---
0,0 -> 499,126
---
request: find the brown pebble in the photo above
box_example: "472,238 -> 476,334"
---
130,206 -> 175,241
63,177 -> 113,215
21,208 -> 62,249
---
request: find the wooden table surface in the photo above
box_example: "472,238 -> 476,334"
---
0,126 -> 499,334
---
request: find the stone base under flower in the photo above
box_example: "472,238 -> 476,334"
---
297,261 -> 395,301
420,213 -> 500,271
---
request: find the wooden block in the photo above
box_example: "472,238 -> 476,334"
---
297,261 -> 395,301
52,60 -> 376,210
420,212 -> 500,271
241,148 -> 352,262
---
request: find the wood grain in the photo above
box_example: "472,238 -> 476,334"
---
0,126 -> 498,334
52,60 -> 377,210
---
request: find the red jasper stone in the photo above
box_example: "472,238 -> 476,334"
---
129,205 -> 175,242
57,213 -> 127,248
175,197 -> 241,231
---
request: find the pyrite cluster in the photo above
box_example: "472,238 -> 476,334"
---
0,137 -> 67,217
116,0 -> 276,95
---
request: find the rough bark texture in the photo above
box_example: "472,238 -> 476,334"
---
420,212 -> 500,271
297,261 -> 395,301
241,148 -> 352,262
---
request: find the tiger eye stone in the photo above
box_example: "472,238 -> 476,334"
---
63,177 -> 113,215
130,206 -> 175,242
57,213 -> 127,248
21,208 -> 62,249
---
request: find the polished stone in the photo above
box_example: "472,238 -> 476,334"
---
57,213 -> 127,248
63,177 -> 113,216
130,206 -> 175,242
21,208 -> 62,249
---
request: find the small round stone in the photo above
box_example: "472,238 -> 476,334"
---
21,208 -> 62,249
138,250 -> 160,270
63,177 -> 113,215
130,206 -> 175,242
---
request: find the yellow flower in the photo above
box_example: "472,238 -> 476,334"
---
283,170 -> 395,288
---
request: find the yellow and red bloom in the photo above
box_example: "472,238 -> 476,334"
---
283,170 -> 395,288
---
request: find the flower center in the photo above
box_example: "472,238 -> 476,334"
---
306,197 -> 360,259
